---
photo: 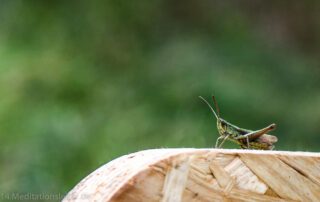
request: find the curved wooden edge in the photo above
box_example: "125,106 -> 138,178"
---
63,149 -> 320,202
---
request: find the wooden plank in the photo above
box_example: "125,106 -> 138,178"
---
227,188 -> 295,202
240,153 -> 320,201
162,157 -> 190,202
279,155 -> 320,187
188,166 -> 291,202
63,149 -> 320,202
209,159 -> 235,190
224,157 -> 268,194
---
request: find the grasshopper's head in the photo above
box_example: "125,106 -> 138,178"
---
199,96 -> 227,137
216,118 -> 229,135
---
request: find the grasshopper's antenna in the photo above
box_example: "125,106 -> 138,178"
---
212,96 -> 220,117
199,96 -> 219,120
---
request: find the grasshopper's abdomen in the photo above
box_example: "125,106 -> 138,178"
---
240,141 -> 274,150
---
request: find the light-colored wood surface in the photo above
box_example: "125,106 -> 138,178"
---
63,149 -> 320,202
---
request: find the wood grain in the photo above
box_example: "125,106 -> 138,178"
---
63,149 -> 320,202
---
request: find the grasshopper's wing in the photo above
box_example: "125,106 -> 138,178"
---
247,134 -> 278,150
237,133 -> 278,150
255,134 -> 278,144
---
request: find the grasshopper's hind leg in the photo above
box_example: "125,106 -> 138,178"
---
234,124 -> 276,142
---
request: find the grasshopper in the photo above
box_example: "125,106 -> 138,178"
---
199,96 -> 278,150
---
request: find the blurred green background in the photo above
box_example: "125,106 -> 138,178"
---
0,1 -> 319,200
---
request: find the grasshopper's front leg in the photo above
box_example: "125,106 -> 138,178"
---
215,136 -> 224,148
218,134 -> 230,148
215,134 -> 230,148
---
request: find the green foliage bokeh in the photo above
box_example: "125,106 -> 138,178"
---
0,1 -> 319,200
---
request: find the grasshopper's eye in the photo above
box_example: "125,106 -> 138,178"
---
218,121 -> 226,130
220,121 -> 226,127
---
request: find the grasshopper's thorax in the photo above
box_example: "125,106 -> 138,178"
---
217,118 -> 239,138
